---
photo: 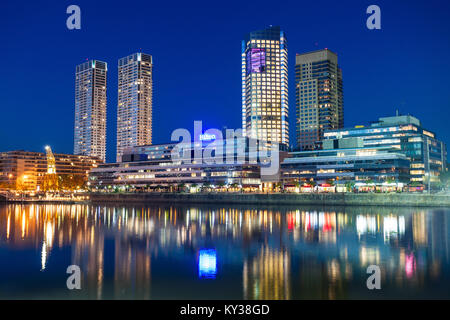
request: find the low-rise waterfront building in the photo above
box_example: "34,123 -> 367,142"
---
281,141 -> 411,192
0,150 -> 101,191
89,139 -> 274,191
323,114 -> 447,188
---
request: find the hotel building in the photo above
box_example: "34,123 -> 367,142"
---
116,53 -> 153,162
295,49 -> 343,150
241,26 -> 289,147
74,60 -> 108,161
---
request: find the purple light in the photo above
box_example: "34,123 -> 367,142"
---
247,48 -> 266,73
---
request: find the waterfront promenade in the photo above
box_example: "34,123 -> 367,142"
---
89,192 -> 450,208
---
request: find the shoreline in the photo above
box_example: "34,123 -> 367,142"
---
2,192 -> 450,208
89,192 -> 450,208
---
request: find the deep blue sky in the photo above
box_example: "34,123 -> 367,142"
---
1,0 -> 449,163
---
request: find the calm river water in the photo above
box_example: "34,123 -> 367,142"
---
0,203 -> 449,299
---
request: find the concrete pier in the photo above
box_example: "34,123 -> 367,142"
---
89,192 -> 450,208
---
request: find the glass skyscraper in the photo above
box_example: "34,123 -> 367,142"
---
241,26 -> 289,147
295,49 -> 343,151
116,53 -> 153,162
74,60 -> 107,161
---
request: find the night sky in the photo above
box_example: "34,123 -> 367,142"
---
1,0 -> 449,163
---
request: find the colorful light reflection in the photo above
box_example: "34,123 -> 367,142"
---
198,249 -> 217,279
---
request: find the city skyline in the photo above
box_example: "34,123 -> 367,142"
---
1,1 -> 450,163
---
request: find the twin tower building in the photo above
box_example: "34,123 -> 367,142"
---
74,53 -> 152,162
74,26 -> 343,162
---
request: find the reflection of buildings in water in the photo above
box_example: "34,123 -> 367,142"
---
359,246 -> 381,267
431,210 -> 450,264
242,246 -> 290,300
286,210 -> 337,244
1,203 -> 450,299
114,237 -> 151,299
295,257 -> 352,300
356,215 -> 377,237
72,225 -> 105,299
412,211 -> 428,247
383,215 -> 405,244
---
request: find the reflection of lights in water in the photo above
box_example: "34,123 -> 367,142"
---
356,215 -> 377,236
6,213 -> 11,240
383,216 -> 405,242
198,249 -> 217,279
41,241 -> 47,271
405,253 -> 416,278
45,221 -> 54,247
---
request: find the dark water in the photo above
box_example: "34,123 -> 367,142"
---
0,203 -> 449,300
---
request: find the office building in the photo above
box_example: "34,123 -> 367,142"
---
295,49 -> 343,150
241,26 -> 289,146
117,53 -> 153,162
282,141 -> 411,192
323,114 -> 447,187
74,60 -> 107,161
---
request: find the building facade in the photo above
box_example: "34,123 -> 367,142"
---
74,60 -> 108,161
295,49 -> 343,150
323,115 -> 447,187
0,150 -> 100,191
281,144 -> 411,192
117,53 -> 153,162
242,26 -> 289,147
89,141 -> 262,191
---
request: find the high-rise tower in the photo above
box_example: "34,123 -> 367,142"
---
74,60 -> 107,161
241,26 -> 289,147
295,49 -> 343,150
116,53 -> 153,162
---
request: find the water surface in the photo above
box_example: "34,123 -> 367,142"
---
0,203 -> 449,299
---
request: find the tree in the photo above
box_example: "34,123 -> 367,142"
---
230,183 -> 239,189
385,176 -> 395,184
440,169 -> 450,188
345,181 -> 355,192
202,182 -> 211,192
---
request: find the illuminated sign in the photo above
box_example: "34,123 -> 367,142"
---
198,249 -> 217,279
247,48 -> 266,73
199,133 -> 216,141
